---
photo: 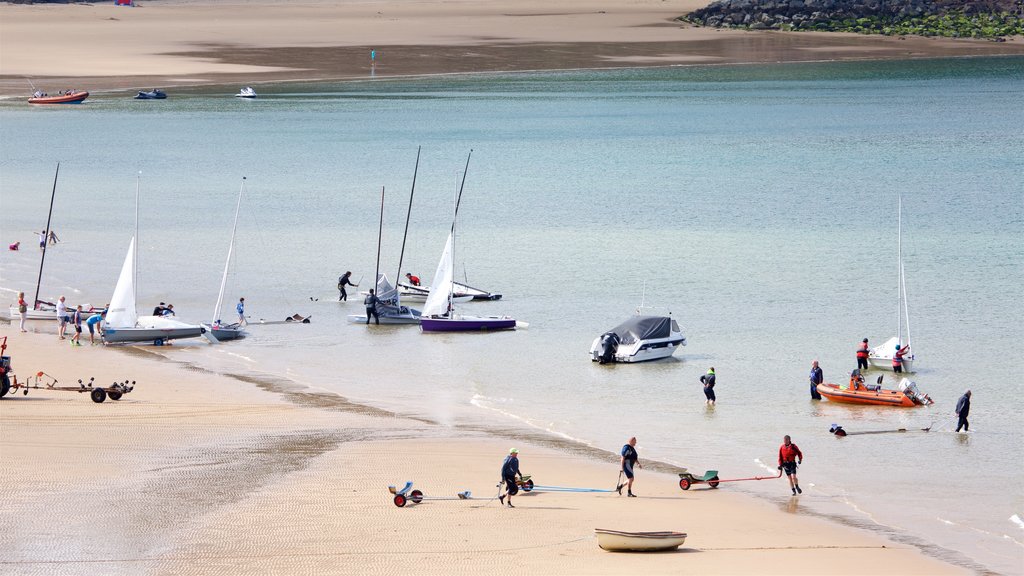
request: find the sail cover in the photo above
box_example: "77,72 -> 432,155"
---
421,232 -> 454,318
606,316 -> 672,345
105,237 -> 138,328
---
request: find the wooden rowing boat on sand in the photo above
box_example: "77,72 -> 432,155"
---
594,529 -> 687,552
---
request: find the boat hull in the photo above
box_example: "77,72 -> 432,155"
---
420,316 -> 516,332
594,529 -> 687,552
347,313 -> 421,325
103,326 -> 205,343
867,356 -> 915,373
203,324 -> 245,341
28,91 -> 88,104
816,383 -> 918,407
7,304 -> 101,321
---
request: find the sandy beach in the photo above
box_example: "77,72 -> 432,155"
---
0,330 -> 962,574
1,0 -> 1023,97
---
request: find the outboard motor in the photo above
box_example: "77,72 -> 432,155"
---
596,332 -> 620,364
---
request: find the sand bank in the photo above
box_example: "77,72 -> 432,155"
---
1,0 -> 1022,97
0,329 -> 962,574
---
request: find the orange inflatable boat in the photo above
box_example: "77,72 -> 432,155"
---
817,369 -> 932,407
28,91 -> 89,104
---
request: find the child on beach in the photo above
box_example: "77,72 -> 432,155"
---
70,305 -> 83,346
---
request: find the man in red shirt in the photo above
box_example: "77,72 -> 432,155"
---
778,435 -> 804,495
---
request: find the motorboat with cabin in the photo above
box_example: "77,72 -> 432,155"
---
235,87 -> 257,98
590,315 -> 685,364
816,369 -> 932,407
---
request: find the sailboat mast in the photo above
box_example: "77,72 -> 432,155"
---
448,150 -> 473,316
897,195 -> 902,346
213,177 -> 245,324
374,186 -> 385,298
395,146 -> 421,282
32,162 -> 60,308
134,171 -> 141,308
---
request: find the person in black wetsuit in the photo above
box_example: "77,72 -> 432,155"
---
363,289 -> 379,325
809,360 -> 823,400
338,271 -> 356,301
955,390 -> 971,432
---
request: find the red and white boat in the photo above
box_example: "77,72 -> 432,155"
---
28,91 -> 89,104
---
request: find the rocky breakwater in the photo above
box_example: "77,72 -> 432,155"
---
685,0 -> 1024,38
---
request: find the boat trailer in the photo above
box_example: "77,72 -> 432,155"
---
7,372 -> 135,403
678,467 -> 782,490
389,481 -> 472,507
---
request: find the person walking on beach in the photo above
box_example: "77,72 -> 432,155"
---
16,291 -> 28,332
955,390 -> 971,433
892,343 -> 910,373
86,310 -> 105,345
618,437 -> 642,497
236,297 -> 247,326
700,367 -> 716,405
38,231 -> 46,250
363,289 -> 380,325
56,296 -> 68,339
499,448 -> 523,508
809,360 -> 823,400
70,305 -> 83,346
778,435 -> 803,495
856,338 -> 870,371
338,271 -> 356,301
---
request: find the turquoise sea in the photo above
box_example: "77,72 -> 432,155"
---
1,57 -> 1022,573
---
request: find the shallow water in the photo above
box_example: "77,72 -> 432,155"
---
1,57 -> 1022,573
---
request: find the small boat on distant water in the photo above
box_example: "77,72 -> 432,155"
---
817,369 -> 933,407
28,90 -> 88,104
235,86 -> 257,98
594,529 -> 687,552
134,89 -> 166,100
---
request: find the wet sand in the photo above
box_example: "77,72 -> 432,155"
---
1,0 -> 1022,97
0,330 -> 962,574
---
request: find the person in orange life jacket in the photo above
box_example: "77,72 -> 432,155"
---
778,435 -> 803,495
405,273 -> 421,286
856,338 -> 869,371
892,343 -> 910,373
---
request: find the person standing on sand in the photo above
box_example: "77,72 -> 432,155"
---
809,360 -> 823,400
236,297 -> 247,326
778,435 -> 803,495
86,310 -> 105,344
56,296 -> 68,339
499,448 -> 522,508
338,271 -> 356,301
955,390 -> 971,432
618,437 -> 642,497
856,338 -> 869,371
700,367 -> 716,405
363,289 -> 380,325
70,305 -> 83,346
17,292 -> 28,332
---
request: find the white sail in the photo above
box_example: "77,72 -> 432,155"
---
421,232 -> 454,318
106,237 -> 138,328
212,179 -> 245,325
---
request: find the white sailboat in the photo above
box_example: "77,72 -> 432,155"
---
204,177 -> 247,342
420,151 -> 518,333
102,174 -> 205,344
868,195 -> 915,372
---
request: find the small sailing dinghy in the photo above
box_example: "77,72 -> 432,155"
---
102,175 -> 205,344
868,195 -> 916,373
204,177 -> 248,342
419,151 -> 518,333
594,529 -> 687,552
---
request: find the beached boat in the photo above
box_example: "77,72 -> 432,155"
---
235,87 -> 257,98
102,175 -> 205,344
203,177 -> 247,342
594,529 -> 687,552
868,196 -> 916,372
28,90 -> 88,104
590,315 -> 686,364
420,151 -> 518,333
817,369 -> 932,407
134,89 -> 166,100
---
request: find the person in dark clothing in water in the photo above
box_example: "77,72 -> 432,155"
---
499,448 -> 523,508
338,271 -> 356,301
809,360 -> 823,400
955,390 -> 972,432
700,367 -> 716,405
363,289 -> 380,325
